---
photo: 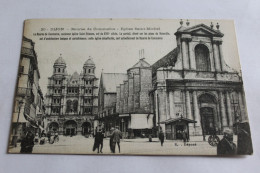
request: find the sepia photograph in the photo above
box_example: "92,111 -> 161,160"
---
8,19 -> 253,156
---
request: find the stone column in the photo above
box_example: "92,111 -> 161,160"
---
185,90 -> 192,119
192,91 -> 202,135
169,91 -> 175,119
213,42 -> 221,72
165,91 -> 169,120
238,91 -> 247,122
188,41 -> 196,70
186,90 -> 194,135
218,42 -> 225,71
192,91 -> 200,126
182,40 -> 189,70
219,91 -> 228,129
226,91 -> 233,127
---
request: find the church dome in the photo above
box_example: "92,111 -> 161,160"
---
84,58 -> 95,67
54,55 -> 66,65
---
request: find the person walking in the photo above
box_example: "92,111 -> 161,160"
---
159,131 -> 165,146
20,130 -> 35,153
93,124 -> 104,153
111,126 -> 122,153
182,130 -> 187,145
110,127 -> 115,153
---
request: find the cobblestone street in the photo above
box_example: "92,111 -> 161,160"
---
8,135 -> 237,155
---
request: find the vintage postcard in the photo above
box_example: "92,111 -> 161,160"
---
8,19 -> 253,155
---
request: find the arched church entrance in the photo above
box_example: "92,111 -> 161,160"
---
64,120 -> 77,136
48,122 -> 59,132
81,122 -> 91,136
199,93 -> 217,135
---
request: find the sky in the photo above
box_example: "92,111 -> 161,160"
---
23,19 -> 241,96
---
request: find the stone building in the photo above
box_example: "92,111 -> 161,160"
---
116,58 -> 154,138
151,21 -> 247,140
10,37 -> 45,143
98,72 -> 128,136
45,56 -> 98,136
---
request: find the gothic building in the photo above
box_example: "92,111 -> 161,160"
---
152,21 -> 248,140
97,72 -> 128,136
45,56 -> 98,136
116,58 -> 154,138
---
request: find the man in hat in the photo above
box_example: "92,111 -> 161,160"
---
110,127 -> 115,153
20,130 -> 35,153
237,121 -> 253,155
93,124 -> 104,153
111,126 -> 122,153
217,129 -> 237,155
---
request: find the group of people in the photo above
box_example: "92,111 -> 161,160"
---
92,124 -> 122,154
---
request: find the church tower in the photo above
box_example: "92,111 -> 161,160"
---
46,54 -> 67,117
80,57 -> 98,121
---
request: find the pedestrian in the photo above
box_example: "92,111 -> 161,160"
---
159,131 -> 164,146
182,130 -> 187,144
47,131 -> 52,142
93,124 -> 104,153
237,122 -> 253,155
110,127 -> 115,153
217,129 -> 237,155
111,126 -> 122,153
20,130 -> 35,153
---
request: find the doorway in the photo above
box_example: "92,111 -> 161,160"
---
176,125 -> 184,140
200,107 -> 215,135
64,120 -> 77,136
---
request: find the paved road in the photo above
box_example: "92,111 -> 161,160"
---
9,135 -> 220,155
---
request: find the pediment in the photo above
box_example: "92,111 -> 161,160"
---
191,28 -> 214,36
178,24 -> 224,37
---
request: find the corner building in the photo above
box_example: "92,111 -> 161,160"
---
45,56 -> 98,136
10,37 -> 45,142
152,22 -> 248,140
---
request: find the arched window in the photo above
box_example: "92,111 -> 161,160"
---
73,100 -> 78,112
195,44 -> 211,71
66,100 -> 72,113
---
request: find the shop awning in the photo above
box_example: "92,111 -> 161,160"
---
160,117 -> 197,124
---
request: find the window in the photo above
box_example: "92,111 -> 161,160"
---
89,89 -> 92,94
90,81 -> 92,85
88,69 -> 91,73
195,44 -> 211,71
58,68 -> 60,72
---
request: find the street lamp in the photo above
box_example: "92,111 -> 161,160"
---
12,99 -> 24,147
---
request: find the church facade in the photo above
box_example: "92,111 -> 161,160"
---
45,56 -> 98,136
151,22 -> 248,140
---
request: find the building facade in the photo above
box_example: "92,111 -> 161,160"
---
98,72 -> 128,136
10,37 -> 45,143
116,58 -> 154,138
45,56 -> 98,136
152,22 -> 248,140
